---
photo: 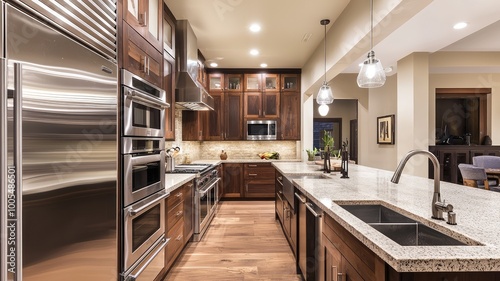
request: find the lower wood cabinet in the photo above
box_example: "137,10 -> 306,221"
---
221,163 -> 243,198
156,180 -> 194,279
244,163 -> 275,198
322,214 -> 385,281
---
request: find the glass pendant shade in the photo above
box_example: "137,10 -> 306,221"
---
318,104 -> 329,116
357,51 -> 386,88
316,82 -> 334,104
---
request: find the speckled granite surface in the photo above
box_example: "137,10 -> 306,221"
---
164,174 -> 196,194
273,162 -> 500,272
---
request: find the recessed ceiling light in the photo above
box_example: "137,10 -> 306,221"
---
249,23 -> 261,33
260,63 -> 268,67
453,22 -> 467,30
210,62 -> 218,67
250,49 -> 259,56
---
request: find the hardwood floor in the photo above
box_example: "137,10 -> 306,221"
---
164,201 -> 302,280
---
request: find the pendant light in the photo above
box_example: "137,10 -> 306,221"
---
357,0 -> 386,88
318,104 -> 329,116
316,19 -> 334,105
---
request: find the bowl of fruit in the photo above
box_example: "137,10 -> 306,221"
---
258,152 -> 280,160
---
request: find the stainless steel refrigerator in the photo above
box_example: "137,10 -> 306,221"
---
1,3 -> 118,281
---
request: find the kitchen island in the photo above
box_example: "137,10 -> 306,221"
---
272,161 -> 500,276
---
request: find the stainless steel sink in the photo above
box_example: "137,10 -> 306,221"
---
339,204 -> 475,246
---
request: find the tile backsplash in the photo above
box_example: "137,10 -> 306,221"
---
165,109 -> 301,164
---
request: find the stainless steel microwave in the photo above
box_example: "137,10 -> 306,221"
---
246,120 -> 277,140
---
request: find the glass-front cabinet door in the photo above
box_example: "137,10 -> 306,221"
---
124,0 -> 162,51
244,74 -> 261,91
281,74 -> 299,91
163,5 -> 175,58
263,74 -> 279,92
209,73 -> 224,92
225,74 -> 242,91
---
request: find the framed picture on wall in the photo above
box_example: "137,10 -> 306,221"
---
377,115 -> 395,144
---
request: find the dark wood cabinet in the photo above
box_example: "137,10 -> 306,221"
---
244,73 -> 280,119
163,52 -> 175,140
204,91 -> 243,141
183,181 -> 194,242
281,74 -> 299,91
225,92 -> 244,140
162,3 -> 175,58
182,111 -> 207,141
122,22 -> 163,87
165,187 -> 184,270
322,214 -> 386,281
243,163 -> 275,198
244,91 -> 280,118
429,146 -> 500,184
222,163 -> 243,198
123,0 -> 162,52
205,92 -> 224,140
280,91 -> 301,140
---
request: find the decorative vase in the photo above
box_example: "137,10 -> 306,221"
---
220,150 -> 228,160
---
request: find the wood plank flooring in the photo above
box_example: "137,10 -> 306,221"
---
164,201 -> 302,281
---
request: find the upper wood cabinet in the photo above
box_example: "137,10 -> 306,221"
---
281,74 -> 299,91
162,4 -> 175,58
280,91 -> 300,140
182,111 -> 206,141
163,52 -> 175,140
122,22 -> 163,87
209,73 -> 224,92
244,91 -> 280,119
123,0 -> 163,52
205,74 -> 243,140
225,74 -> 243,91
244,73 -> 279,92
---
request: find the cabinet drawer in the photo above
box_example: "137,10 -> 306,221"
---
244,163 -> 275,180
166,218 -> 184,268
167,187 -> 184,208
245,180 -> 275,198
167,200 -> 183,230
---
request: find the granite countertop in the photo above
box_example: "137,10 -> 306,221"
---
164,173 -> 196,194
272,161 -> 500,272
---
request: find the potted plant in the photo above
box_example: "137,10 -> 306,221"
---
306,147 -> 318,161
322,130 -> 334,155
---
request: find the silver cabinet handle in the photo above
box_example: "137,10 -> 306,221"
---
141,56 -> 147,73
306,202 -> 322,218
176,235 -> 182,241
294,192 -> 306,204
126,237 -> 168,281
138,11 -> 147,27
176,192 -> 183,198
248,173 -> 257,176
146,56 -> 150,75
248,164 -> 257,167
175,210 -> 183,217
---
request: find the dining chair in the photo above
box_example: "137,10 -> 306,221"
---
472,155 -> 500,169
458,163 -> 499,191
472,155 -> 500,186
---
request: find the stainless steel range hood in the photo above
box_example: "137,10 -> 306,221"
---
175,20 -> 214,111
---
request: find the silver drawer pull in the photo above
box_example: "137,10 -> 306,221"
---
175,210 -> 183,217
176,192 -> 183,198
248,173 -> 258,176
176,235 -> 182,241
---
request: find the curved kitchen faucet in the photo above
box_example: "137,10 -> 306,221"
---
391,149 -> 457,225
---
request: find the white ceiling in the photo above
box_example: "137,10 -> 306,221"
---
165,0 -> 500,76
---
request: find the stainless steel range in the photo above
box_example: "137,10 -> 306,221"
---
168,164 -> 220,241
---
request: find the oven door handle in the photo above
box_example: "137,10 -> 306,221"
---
128,191 -> 169,216
198,178 -> 220,195
125,89 -> 170,109
130,152 -> 162,166
126,237 -> 169,281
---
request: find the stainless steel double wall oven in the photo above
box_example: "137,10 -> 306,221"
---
120,70 -> 170,280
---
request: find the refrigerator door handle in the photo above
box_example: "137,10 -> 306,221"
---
12,62 -> 23,281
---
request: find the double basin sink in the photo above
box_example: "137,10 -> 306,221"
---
338,204 -> 480,246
